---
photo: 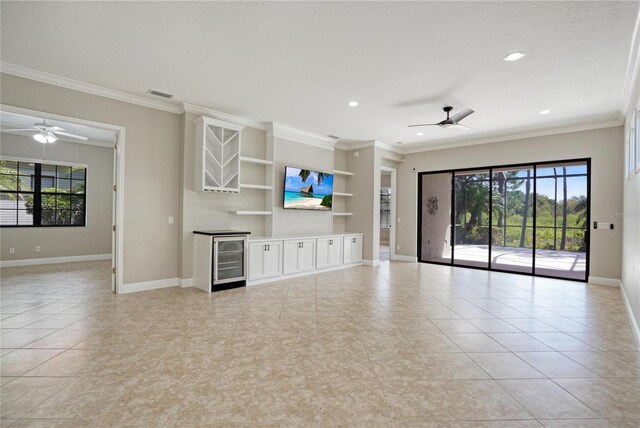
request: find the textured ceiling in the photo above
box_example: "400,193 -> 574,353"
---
1,1 -> 637,150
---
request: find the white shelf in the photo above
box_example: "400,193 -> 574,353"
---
333,169 -> 353,176
240,183 -> 273,190
229,211 -> 273,215
332,212 -> 353,216
240,156 -> 273,165
333,192 -> 353,197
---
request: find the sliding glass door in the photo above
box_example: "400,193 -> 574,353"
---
490,166 -> 534,274
419,173 -> 452,263
453,170 -> 490,268
418,159 -> 589,281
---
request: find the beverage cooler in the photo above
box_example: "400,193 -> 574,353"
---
193,230 -> 250,292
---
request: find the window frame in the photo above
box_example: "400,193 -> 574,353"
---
0,156 -> 88,228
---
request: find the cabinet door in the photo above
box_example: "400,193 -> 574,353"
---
353,236 -> 363,263
263,241 -> 282,278
328,238 -> 343,267
297,239 -> 315,272
283,240 -> 300,275
316,238 -> 330,270
249,242 -> 266,280
343,236 -> 354,265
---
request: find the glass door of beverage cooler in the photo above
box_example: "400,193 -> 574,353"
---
213,237 -> 246,284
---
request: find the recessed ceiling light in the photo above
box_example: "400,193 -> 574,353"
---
396,141 -> 403,145
504,51 -> 525,62
348,101 -> 359,107
539,109 -> 551,115
416,132 -> 424,136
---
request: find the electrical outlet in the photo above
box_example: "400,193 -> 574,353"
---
396,245 -> 400,251
9,248 -> 15,254
168,216 -> 174,225
35,246 -> 41,253
397,218 -> 400,223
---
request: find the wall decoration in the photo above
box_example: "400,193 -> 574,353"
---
427,195 -> 439,215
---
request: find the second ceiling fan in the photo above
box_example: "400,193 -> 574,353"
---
408,106 -> 475,129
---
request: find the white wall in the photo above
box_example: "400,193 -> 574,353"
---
0,133 -> 113,260
396,126 -> 624,280
1,73 -> 182,285
622,85 -> 640,342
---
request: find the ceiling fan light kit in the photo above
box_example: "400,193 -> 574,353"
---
2,119 -> 89,143
33,131 -> 58,144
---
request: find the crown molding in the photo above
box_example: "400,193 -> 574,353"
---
398,118 -> 624,154
335,139 -> 401,154
267,122 -> 337,150
1,62 -> 183,114
182,103 -> 266,131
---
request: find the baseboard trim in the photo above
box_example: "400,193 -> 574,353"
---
363,259 -> 380,267
0,253 -> 112,268
588,276 -> 621,287
180,278 -> 193,288
392,255 -> 418,262
621,281 -> 640,351
119,277 -> 180,294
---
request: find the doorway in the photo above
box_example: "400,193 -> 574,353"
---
1,104 -> 125,293
380,166 -> 396,262
418,158 -> 590,281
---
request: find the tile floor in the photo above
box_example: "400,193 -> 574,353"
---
0,260 -> 639,427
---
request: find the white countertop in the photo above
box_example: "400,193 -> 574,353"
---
249,232 -> 363,241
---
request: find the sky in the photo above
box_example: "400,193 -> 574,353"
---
284,167 -> 334,196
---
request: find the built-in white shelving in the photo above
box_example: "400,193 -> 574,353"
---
240,183 -> 273,190
333,169 -> 354,176
229,211 -> 273,215
332,212 -> 353,216
333,192 -> 353,197
240,156 -> 274,165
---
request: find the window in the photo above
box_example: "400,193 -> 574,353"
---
0,159 -> 86,227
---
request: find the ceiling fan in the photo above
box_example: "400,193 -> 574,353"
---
2,120 -> 88,144
408,106 -> 475,129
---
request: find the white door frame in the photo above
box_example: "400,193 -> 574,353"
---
1,104 -> 125,293
381,165 -> 397,261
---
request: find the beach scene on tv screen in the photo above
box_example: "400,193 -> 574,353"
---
284,167 -> 333,210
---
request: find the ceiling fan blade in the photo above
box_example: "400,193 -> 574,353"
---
2,128 -> 36,132
53,130 -> 88,140
407,123 -> 439,127
449,108 -> 475,124
48,126 -> 64,132
454,124 -> 470,130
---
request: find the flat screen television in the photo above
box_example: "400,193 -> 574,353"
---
283,166 -> 334,211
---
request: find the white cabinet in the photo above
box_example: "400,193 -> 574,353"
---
194,116 -> 244,193
316,237 -> 343,270
283,239 -> 315,275
249,241 -> 282,280
343,235 -> 363,264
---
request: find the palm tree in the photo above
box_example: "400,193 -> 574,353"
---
298,169 -> 326,185
573,195 -> 588,228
